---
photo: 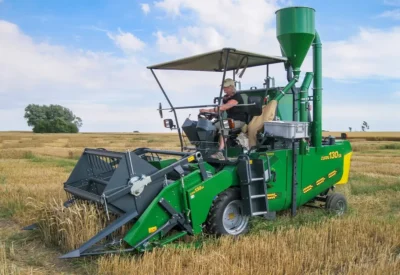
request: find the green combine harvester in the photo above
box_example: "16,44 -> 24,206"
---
31,6 -> 353,258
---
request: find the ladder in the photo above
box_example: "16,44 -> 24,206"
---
237,156 -> 269,216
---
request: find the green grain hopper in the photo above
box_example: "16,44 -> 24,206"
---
26,6 -> 353,258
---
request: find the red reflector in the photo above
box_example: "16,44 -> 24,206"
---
228,119 -> 235,129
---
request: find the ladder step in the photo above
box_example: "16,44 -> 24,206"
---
251,177 -> 264,181
251,194 -> 266,199
252,211 -> 268,216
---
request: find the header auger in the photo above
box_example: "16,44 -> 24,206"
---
25,6 -> 352,258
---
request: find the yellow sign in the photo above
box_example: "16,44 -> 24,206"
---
188,156 -> 195,162
316,177 -> 325,185
303,185 -> 313,193
267,193 -> 278,200
190,185 -> 204,196
328,170 -> 337,178
148,226 -> 157,233
321,151 -> 342,161
249,160 -> 253,165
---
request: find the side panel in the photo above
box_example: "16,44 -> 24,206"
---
271,140 -> 352,211
299,140 -> 352,205
276,93 -> 294,121
259,151 -> 288,211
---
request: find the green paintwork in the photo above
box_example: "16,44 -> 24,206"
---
123,170 -> 202,247
312,32 -> 322,149
123,163 -> 233,248
276,7 -> 315,72
299,72 -> 313,155
149,158 -> 177,169
299,141 -> 352,205
258,151 -> 289,210
238,89 -> 267,99
119,5 -> 353,253
158,231 -> 188,246
276,93 -> 294,121
227,147 -> 243,157
236,86 -> 299,122
123,138 -> 352,250
254,140 -> 352,210
300,72 -> 313,123
273,78 -> 297,101
187,166 -> 239,233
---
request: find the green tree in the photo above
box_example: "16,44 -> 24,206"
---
24,104 -> 82,133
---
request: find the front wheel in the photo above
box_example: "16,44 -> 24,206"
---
205,188 -> 249,236
325,193 -> 347,216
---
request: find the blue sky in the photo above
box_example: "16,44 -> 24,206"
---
0,0 -> 399,132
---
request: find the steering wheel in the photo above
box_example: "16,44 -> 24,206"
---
198,112 -> 219,120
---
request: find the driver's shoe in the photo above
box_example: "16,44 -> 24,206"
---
210,151 -> 225,160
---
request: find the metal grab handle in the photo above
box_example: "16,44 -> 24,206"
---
296,125 -> 304,133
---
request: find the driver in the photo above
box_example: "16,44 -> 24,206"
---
199,78 -> 247,160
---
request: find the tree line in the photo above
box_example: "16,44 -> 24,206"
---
24,104 -> 82,133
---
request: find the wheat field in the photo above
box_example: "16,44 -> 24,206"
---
0,131 -> 399,274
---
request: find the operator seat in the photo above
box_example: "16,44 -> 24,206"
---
228,95 -> 263,136
246,99 -> 278,147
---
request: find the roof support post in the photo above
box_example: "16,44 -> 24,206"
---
217,49 -> 231,159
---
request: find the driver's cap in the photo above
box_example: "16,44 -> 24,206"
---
222,78 -> 235,87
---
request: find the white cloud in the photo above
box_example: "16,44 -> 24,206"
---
155,0 -> 279,39
68,104 -> 169,132
0,20 -> 162,132
153,0 -> 287,86
141,3 -> 151,15
1,1 -> 400,133
81,25 -> 109,33
152,0 -> 400,131
377,9 -> 400,20
154,0 -> 182,16
0,21 -> 103,91
107,28 -> 146,53
155,0 -> 400,82
299,26 -> 400,81
155,27 -> 225,56
0,19 -> 224,132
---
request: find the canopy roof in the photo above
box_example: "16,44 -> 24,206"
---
147,48 -> 287,72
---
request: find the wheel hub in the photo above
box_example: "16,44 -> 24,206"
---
334,200 -> 346,215
222,200 -> 249,235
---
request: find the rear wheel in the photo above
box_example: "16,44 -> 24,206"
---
205,188 -> 249,236
325,193 -> 347,216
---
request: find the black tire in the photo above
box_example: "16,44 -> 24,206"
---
325,193 -> 347,216
325,191 -> 334,206
205,188 -> 249,236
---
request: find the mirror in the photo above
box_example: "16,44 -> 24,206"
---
163,119 -> 175,129
158,102 -> 163,118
